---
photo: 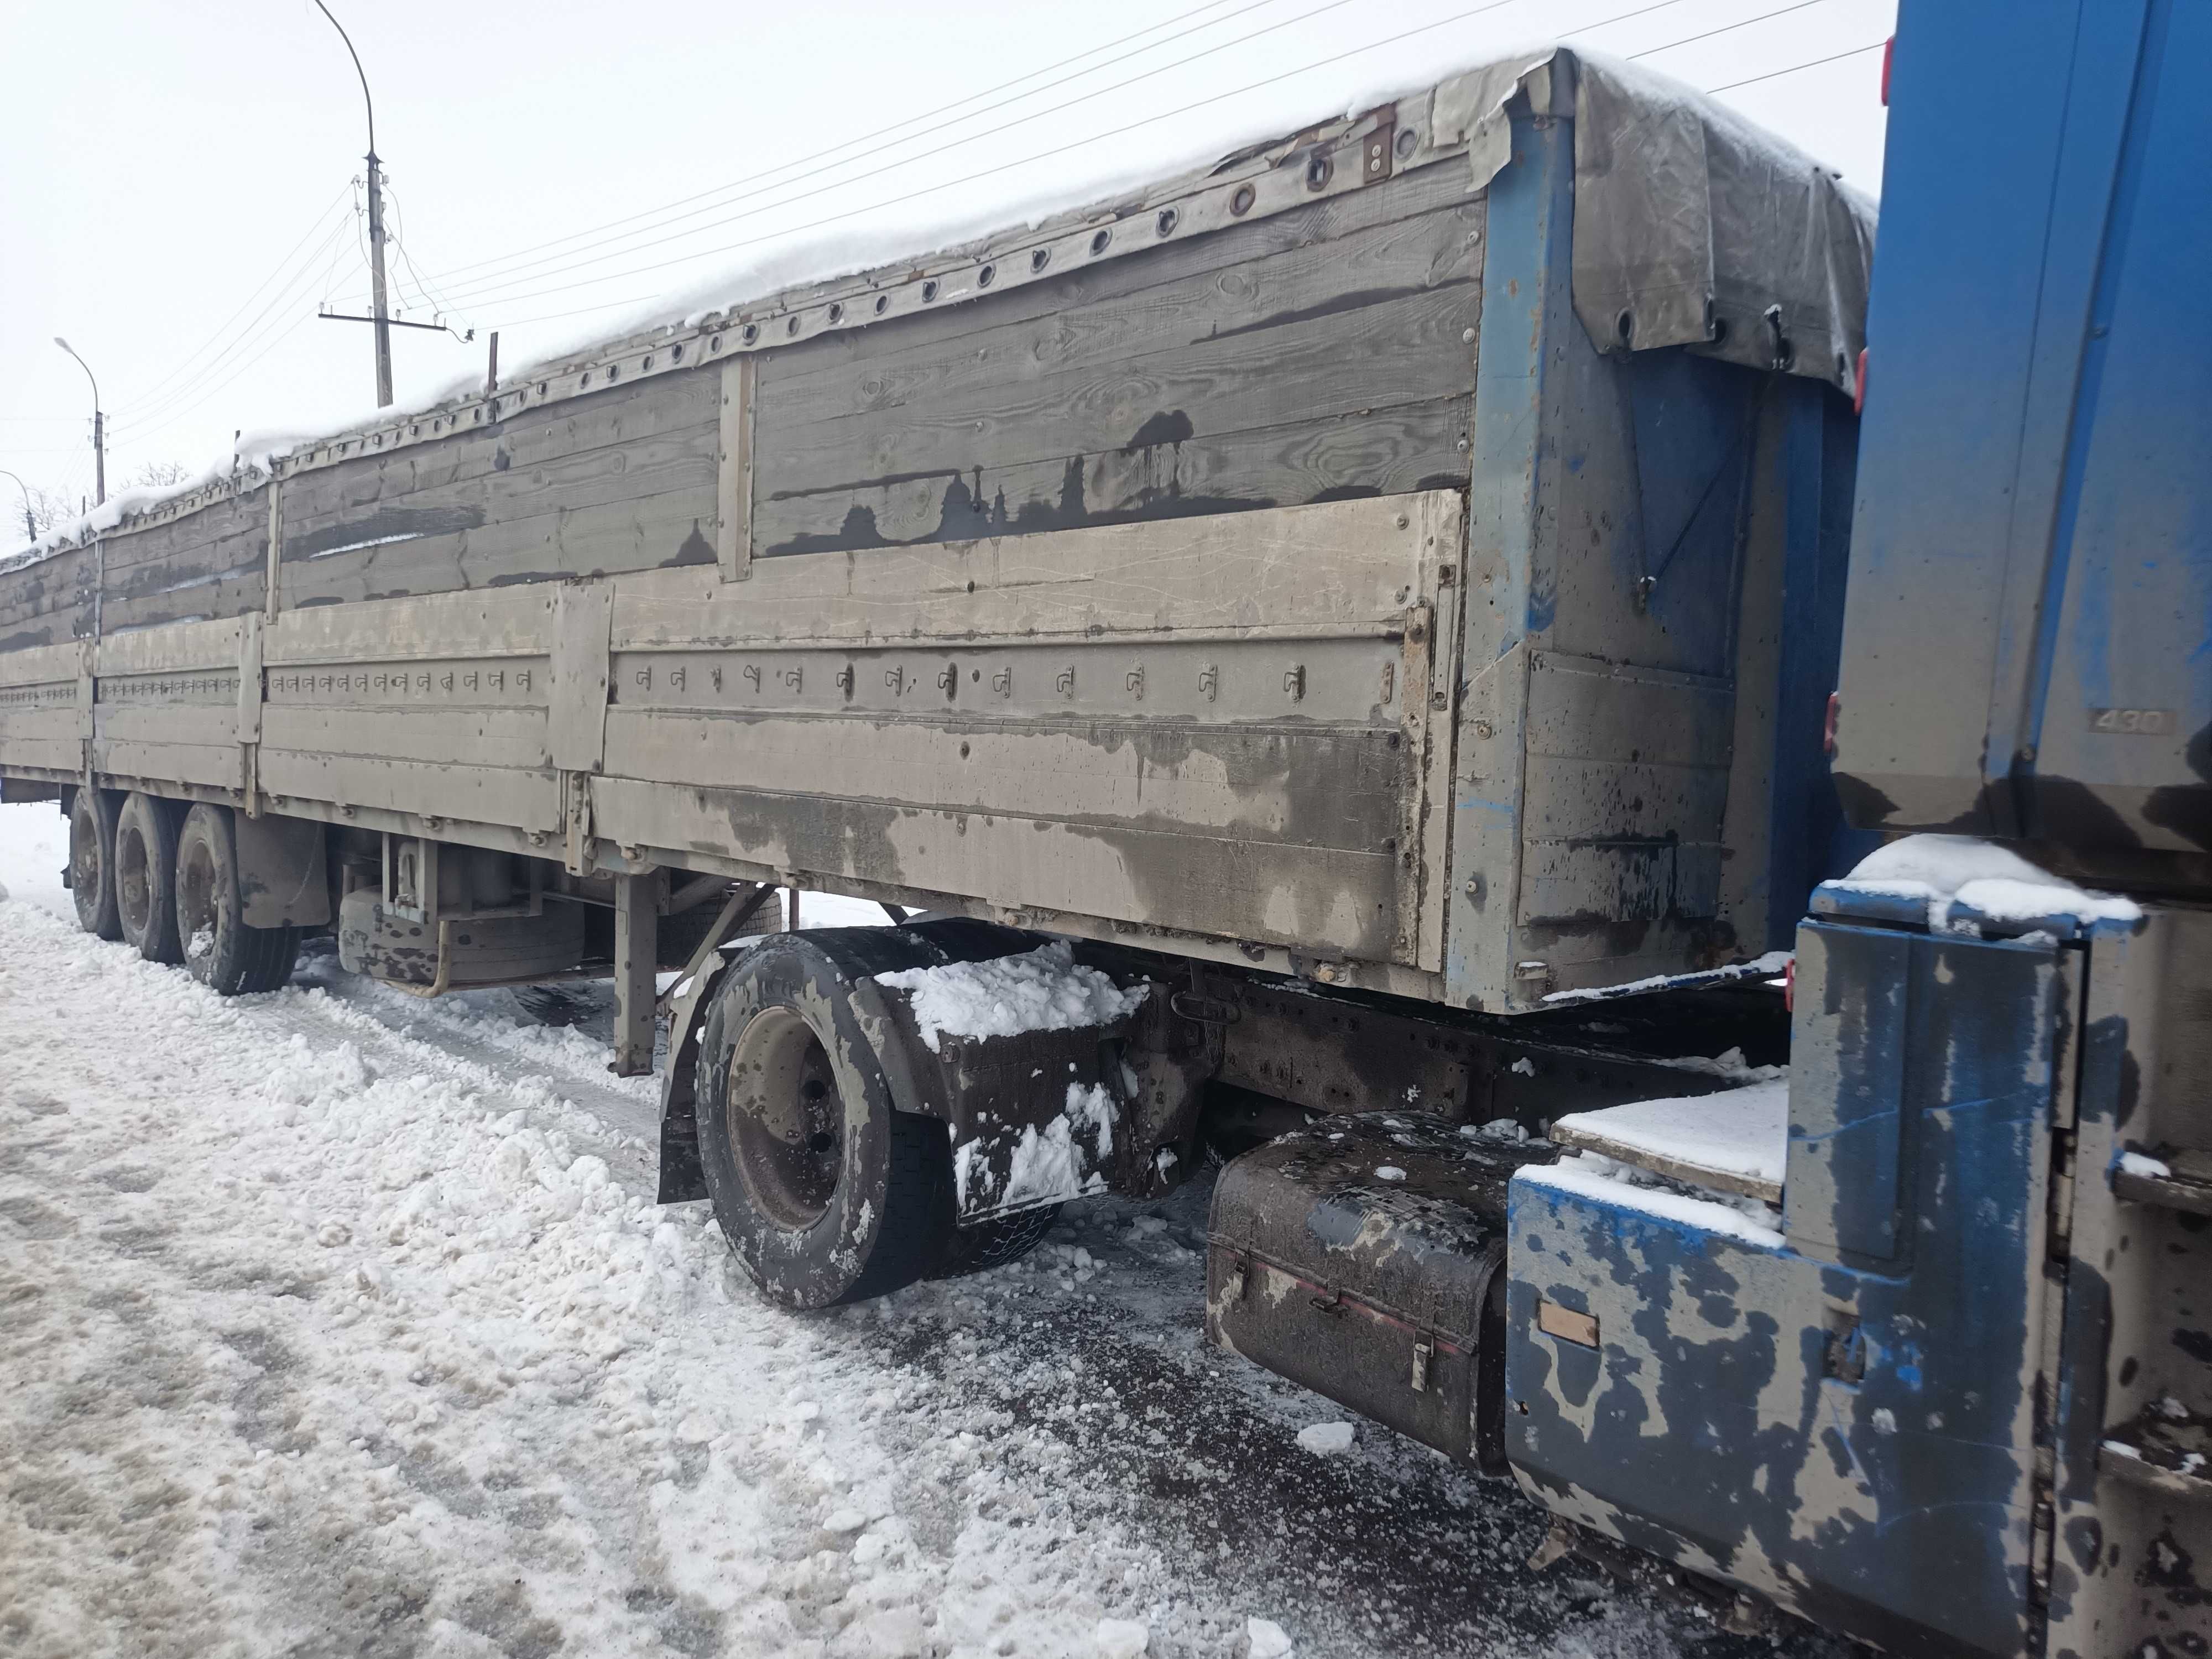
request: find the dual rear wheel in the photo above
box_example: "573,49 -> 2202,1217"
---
74,791 -> 299,994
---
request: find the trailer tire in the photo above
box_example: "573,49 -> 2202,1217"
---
695,933 -> 954,1309
69,788 -> 123,941
936,1206 -> 1060,1277
115,793 -> 185,965
174,805 -> 301,995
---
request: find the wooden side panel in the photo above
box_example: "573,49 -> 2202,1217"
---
258,586 -> 559,832
0,640 -> 86,773
750,170 -> 1482,556
275,372 -> 722,608
598,492 -> 1459,966
0,544 -> 94,650
100,488 -> 269,631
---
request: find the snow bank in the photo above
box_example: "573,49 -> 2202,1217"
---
1551,1079 -> 1788,1196
875,940 -> 1147,1053
1831,833 -> 2142,931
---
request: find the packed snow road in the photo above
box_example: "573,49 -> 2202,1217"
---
0,805 -> 1836,1659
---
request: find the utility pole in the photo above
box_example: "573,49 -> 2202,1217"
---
314,1 -> 393,407
0,468 -> 38,541
53,337 -> 105,506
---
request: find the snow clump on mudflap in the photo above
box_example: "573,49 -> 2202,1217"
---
874,940 -> 1149,1052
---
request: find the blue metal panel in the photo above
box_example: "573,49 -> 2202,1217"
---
1836,1 -> 2210,858
1784,922 -> 1912,1262
1620,350 -> 1755,680
2021,0 -> 2212,853
1767,383 -> 1877,950
1507,921 -> 2065,1656
1446,110 -> 1576,1008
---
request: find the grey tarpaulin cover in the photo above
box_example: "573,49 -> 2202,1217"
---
1430,47 -> 1875,390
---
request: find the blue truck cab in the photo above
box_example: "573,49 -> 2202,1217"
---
1503,7 -> 2211,1655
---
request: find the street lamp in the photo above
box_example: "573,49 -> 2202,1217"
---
54,337 -> 105,507
0,468 -> 37,542
312,1 -> 394,408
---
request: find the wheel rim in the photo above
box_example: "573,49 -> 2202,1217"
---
724,1006 -> 846,1229
70,805 -> 103,906
176,834 -> 220,966
116,822 -> 153,938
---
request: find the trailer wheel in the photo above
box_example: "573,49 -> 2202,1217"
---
174,805 -> 300,995
68,788 -> 123,941
114,794 -> 185,965
695,933 -> 954,1308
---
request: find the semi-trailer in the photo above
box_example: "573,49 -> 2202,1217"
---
4,8 -> 2204,1654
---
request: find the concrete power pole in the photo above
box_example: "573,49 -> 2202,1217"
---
315,1 -> 393,408
366,150 -> 394,407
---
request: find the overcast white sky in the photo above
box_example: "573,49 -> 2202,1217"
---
0,0 -> 1895,520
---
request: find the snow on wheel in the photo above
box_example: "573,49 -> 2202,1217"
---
68,787 -> 123,941
695,933 -> 954,1309
113,792 -> 185,964
174,804 -> 301,995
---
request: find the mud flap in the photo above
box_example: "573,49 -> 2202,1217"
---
1205,1114 -> 1557,1472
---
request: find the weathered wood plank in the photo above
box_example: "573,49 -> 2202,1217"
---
752,399 -> 1468,555
766,160 -> 1478,376
761,197 -> 1484,433
276,491 -> 717,609
97,702 -> 241,749
754,283 -> 1478,527
612,492 -> 1448,646
588,776 -> 1404,962
257,749 -> 559,827
264,585 -> 551,665
599,710 -> 1402,850
259,705 -> 550,771
95,617 -> 246,675
96,739 -> 243,792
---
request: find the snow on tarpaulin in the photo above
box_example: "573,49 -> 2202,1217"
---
3,43 -> 1871,569
1551,1078 -> 1788,1203
874,940 -> 1147,1054
1822,833 -> 2144,934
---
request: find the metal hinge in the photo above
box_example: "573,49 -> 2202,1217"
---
1411,1334 -> 1433,1392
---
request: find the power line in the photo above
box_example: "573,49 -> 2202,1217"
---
388,0 -> 1274,297
111,217 -> 358,436
421,0 -> 1793,321
456,0 -> 1812,321
1629,0 -> 1828,56
379,0 -> 1375,312
117,312 -> 321,449
116,185 -> 353,412
112,217 -> 356,436
1706,39 -> 1884,91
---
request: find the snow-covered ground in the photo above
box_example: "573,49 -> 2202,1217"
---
0,801 -> 1841,1658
